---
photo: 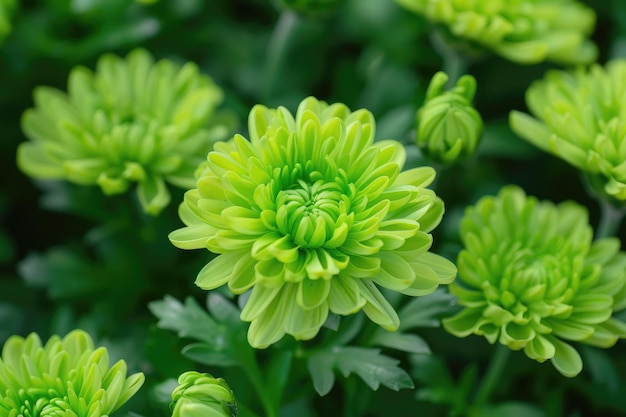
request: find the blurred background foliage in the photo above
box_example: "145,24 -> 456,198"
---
2,0 -> 626,416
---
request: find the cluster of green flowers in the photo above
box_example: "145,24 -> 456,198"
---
395,0 -> 598,64
170,96 -> 456,348
443,186 -> 626,377
416,71 -> 482,163
0,330 -> 144,416
511,60 -> 626,202
17,49 -> 226,216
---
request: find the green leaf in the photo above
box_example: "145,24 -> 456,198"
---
182,342 -> 239,367
18,248 -> 108,299
369,330 -> 431,354
149,295 -> 219,344
307,346 -> 414,396
397,289 -> 457,330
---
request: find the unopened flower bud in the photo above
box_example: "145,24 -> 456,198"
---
171,371 -> 237,417
416,71 -> 483,164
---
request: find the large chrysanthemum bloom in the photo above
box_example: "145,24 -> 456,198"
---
395,0 -> 597,65
17,49 -> 226,216
169,96 -> 456,348
510,60 -> 626,201
416,71 -> 482,163
171,371 -> 237,417
0,0 -> 15,43
443,186 -> 626,377
0,329 -> 145,416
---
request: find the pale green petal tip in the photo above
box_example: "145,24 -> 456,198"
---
0,329 -> 144,414
447,185 -> 626,372
19,48 -> 228,215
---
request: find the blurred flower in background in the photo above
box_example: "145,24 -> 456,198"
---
171,371 -> 237,417
395,0 -> 598,64
0,329 -> 144,416
510,60 -> 626,201
0,0 -> 15,43
169,96 -> 456,348
416,71 -> 482,163
17,48 -> 228,216
443,186 -> 626,377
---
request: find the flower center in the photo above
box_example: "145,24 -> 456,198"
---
276,179 -> 348,248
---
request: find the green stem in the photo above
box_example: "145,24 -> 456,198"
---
241,351 -> 280,417
429,28 -> 469,87
596,198 -> 626,239
472,344 -> 511,409
263,10 -> 299,100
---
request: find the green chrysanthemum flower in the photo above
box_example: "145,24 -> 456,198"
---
17,49 -> 226,216
0,0 -> 15,43
443,186 -> 626,377
395,0 -> 597,64
416,71 -> 482,163
0,329 -> 145,416
510,60 -> 626,201
171,371 -> 237,417
169,96 -> 456,348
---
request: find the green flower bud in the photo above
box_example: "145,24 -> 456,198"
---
510,60 -> 626,202
17,48 -> 227,216
277,0 -> 342,15
0,329 -> 145,416
416,72 -> 482,164
171,372 -> 237,417
443,186 -> 626,377
395,0 -> 597,65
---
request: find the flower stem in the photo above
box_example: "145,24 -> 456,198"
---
472,344 -> 510,409
429,28 -> 468,87
263,9 -> 299,100
596,198 -> 626,239
241,350 -> 280,417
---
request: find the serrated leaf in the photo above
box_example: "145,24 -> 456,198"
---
182,342 -> 239,367
18,248 -> 108,298
369,330 -> 431,354
307,346 -> 413,396
148,295 -> 219,344
398,289 -> 457,330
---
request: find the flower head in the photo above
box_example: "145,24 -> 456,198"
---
443,186 -> 626,377
0,329 -> 145,416
171,371 -> 237,417
416,71 -> 482,163
0,0 -> 15,43
17,48 -> 226,215
169,96 -> 456,348
510,60 -> 626,201
395,0 -> 597,64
